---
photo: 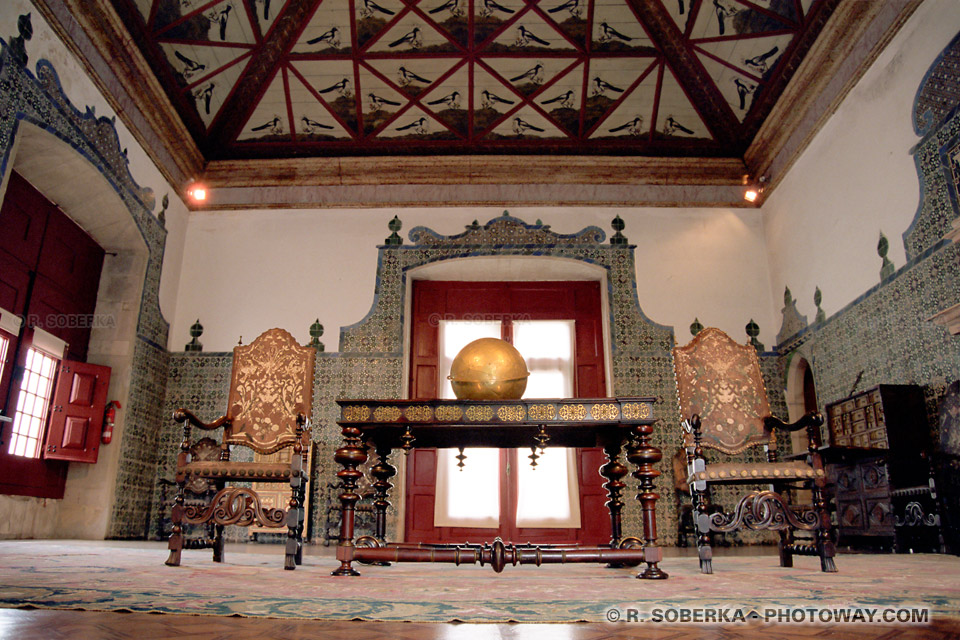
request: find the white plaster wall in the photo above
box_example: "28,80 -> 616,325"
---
761,0 -> 960,324
0,1 -> 190,330
172,206 -> 777,352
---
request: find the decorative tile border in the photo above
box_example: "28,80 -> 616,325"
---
331,212 -> 688,546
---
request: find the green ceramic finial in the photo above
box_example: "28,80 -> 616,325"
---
690,317 -> 704,337
158,193 -> 169,226
610,214 -> 627,245
385,215 -> 403,245
814,286 -> 826,323
309,319 -> 325,352
878,231 -> 894,280
9,13 -> 32,66
746,319 -> 764,352
185,319 -> 204,352
783,286 -> 793,306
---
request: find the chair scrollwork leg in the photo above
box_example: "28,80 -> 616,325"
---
165,493 -> 184,567
692,486 -> 713,575
213,524 -> 225,563
295,478 -> 307,565
811,477 -> 838,573
778,529 -> 793,568
285,454 -> 305,570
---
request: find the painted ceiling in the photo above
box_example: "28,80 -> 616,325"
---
111,0 -> 833,161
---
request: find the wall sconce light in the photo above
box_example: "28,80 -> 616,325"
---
186,180 -> 208,203
744,175 -> 766,203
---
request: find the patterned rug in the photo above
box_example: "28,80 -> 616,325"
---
0,541 -> 958,623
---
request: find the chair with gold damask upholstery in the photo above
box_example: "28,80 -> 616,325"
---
165,328 -> 315,570
674,327 -> 836,574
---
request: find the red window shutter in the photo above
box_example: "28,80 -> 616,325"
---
43,360 -> 110,463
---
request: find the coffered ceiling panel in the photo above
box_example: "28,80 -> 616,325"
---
110,0 -> 837,161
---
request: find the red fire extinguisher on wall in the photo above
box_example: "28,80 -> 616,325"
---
102,401 -> 121,445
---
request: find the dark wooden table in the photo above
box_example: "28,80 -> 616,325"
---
333,397 -> 667,579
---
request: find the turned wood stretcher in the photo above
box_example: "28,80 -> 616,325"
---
333,397 -> 667,579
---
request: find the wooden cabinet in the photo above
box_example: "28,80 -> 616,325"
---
828,452 -> 895,548
824,385 -> 941,552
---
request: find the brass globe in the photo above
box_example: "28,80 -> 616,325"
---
448,338 -> 530,400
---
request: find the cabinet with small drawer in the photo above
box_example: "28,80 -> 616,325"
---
824,385 -> 935,551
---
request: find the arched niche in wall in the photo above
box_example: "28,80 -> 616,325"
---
321,212 -> 680,545
3,121 -> 149,538
0,46 -> 170,539
784,350 -> 820,454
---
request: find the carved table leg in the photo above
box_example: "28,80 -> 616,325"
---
368,441 -> 396,566
627,423 -> 668,579
332,423 -> 368,576
600,437 -> 629,566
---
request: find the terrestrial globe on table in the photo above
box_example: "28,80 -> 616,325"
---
447,338 -> 530,400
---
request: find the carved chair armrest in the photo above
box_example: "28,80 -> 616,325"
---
764,412 -> 824,449
173,408 -> 231,432
763,412 -> 823,433
172,410 -> 231,465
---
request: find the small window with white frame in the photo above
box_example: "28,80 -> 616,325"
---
6,329 -> 66,459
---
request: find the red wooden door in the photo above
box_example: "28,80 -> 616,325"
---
404,280 -> 608,545
44,360 -> 110,463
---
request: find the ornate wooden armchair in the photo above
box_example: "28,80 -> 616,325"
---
673,327 -> 836,574
165,328 -> 315,570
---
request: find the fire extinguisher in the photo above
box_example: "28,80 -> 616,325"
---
102,401 -> 121,445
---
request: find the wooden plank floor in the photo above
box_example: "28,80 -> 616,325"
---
1,609 -> 958,640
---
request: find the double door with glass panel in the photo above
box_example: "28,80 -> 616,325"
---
404,281 -> 609,545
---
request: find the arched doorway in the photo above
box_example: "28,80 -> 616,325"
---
0,122 -> 149,538
785,354 -> 820,453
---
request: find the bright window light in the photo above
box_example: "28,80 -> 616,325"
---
0,335 -> 8,383
434,318 -> 581,529
436,320 -> 502,526
439,447 -> 501,525
8,348 -> 59,458
514,320 -> 580,528
439,320 -> 501,401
